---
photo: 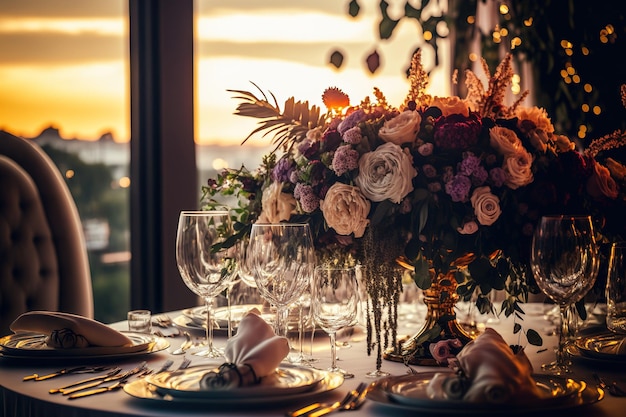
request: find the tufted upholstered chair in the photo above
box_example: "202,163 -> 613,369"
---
0,130 -> 93,336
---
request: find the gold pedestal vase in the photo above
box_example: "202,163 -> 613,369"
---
384,269 -> 473,366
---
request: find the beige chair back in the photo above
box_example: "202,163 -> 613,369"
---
0,131 -> 93,336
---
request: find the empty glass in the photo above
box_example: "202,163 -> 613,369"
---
312,266 -> 359,378
246,223 -> 315,338
175,210 -> 238,357
531,215 -> 599,374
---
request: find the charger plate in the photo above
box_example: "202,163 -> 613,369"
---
125,365 -> 343,405
368,372 -> 603,415
573,333 -> 626,361
0,332 -> 169,360
144,363 -> 324,399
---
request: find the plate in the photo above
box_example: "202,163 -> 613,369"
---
144,363 -> 325,399
573,333 -> 626,361
177,305 -> 321,335
0,332 -> 169,360
183,304 -> 264,328
367,372 -> 602,415
124,366 -> 343,405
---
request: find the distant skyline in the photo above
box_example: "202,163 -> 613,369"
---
0,0 -> 450,146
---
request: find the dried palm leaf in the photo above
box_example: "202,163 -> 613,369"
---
227,83 -> 327,153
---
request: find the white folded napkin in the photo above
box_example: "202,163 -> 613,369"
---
200,308 -> 289,390
427,328 -> 542,404
10,311 -> 132,348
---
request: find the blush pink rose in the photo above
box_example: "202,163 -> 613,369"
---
320,183 -> 371,237
470,186 -> 501,226
378,110 -> 421,145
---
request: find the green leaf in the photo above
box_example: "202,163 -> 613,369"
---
329,50 -> 344,69
526,329 -> 543,346
348,0 -> 360,17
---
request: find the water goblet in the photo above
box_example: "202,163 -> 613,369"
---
530,214 -> 600,374
247,223 -> 315,339
175,210 -> 238,357
311,266 -> 359,378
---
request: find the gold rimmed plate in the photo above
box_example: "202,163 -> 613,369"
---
144,363 -> 325,399
573,333 -> 626,361
0,332 -> 169,360
126,365 -> 343,404
368,372 -> 602,414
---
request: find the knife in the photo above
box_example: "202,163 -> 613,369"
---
24,366 -> 88,381
49,368 -> 121,394
67,380 -> 127,399
60,362 -> 146,395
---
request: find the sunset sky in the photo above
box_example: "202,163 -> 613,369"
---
0,0 -> 450,146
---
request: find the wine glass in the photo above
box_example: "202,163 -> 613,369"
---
246,223 -> 315,338
311,266 -> 359,378
175,210 -> 238,357
530,215 -> 600,374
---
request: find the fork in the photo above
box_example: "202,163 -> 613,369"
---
286,382 -> 368,417
593,373 -> 626,397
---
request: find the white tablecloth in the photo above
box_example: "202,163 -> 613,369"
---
1,305 -> 625,416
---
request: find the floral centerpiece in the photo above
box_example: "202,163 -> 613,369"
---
203,51 -> 626,367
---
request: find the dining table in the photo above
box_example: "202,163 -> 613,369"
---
1,302 -> 625,417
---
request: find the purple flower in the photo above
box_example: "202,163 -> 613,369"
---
342,126 -> 363,145
294,183 -> 320,212
458,153 -> 481,176
338,109 -> 366,134
272,157 -> 295,183
298,138 -> 320,159
471,166 -> 488,186
445,174 -> 471,202
332,145 -> 359,176
489,167 -> 507,187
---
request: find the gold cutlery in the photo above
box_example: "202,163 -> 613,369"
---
48,368 -> 122,394
59,362 -> 146,396
24,365 -> 114,381
67,380 -> 127,399
287,382 -> 368,417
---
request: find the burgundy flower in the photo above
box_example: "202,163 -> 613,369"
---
433,113 -> 482,151
320,129 -> 343,152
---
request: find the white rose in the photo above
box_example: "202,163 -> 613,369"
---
320,183 -> 371,238
489,126 -> 522,156
355,142 -> 417,203
378,110 -> 421,145
430,96 -> 470,117
470,186 -> 501,226
258,182 -> 297,223
503,149 -> 534,189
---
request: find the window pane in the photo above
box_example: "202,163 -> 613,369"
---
193,0 -> 449,186
0,0 -> 130,323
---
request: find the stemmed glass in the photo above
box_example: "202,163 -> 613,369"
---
175,210 -> 238,357
530,214 -> 600,374
311,266 -> 359,378
246,223 -> 315,338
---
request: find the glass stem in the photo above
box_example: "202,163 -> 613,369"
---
298,303 -> 304,358
556,304 -> 569,366
275,306 -> 289,338
227,287 -> 233,339
205,297 -> 214,350
329,332 -> 338,370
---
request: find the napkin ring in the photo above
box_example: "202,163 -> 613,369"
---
47,328 -> 89,349
200,363 -> 260,390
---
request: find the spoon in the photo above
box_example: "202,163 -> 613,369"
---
171,332 -> 193,355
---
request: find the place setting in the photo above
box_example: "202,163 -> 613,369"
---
123,308 -> 344,406
0,311 -> 169,361
365,328 -> 604,415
